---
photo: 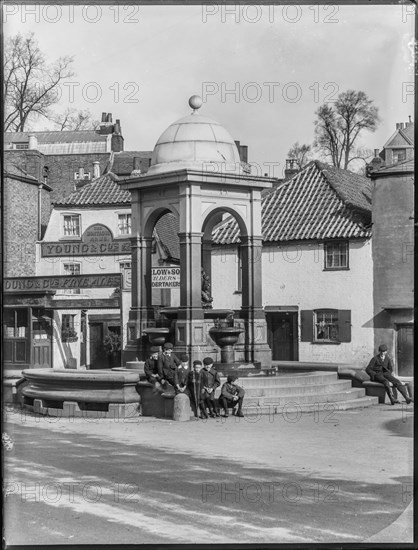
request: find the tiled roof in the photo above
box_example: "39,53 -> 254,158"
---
372,158 -> 414,174
212,161 -> 372,245
54,172 -> 130,206
155,214 -> 180,260
4,131 -> 108,144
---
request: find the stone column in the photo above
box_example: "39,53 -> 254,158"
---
176,231 -> 205,356
240,235 -> 272,367
125,236 -> 155,361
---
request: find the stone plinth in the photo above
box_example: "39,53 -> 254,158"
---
173,393 -> 191,421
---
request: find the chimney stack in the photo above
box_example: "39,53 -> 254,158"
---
101,112 -> 107,122
93,161 -> 100,179
374,149 -> 379,157
284,158 -> 298,180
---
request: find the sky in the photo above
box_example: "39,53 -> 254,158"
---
3,3 -> 415,176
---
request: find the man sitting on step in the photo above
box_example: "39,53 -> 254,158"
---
366,344 -> 413,405
219,374 -> 245,418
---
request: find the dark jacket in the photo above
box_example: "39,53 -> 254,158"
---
366,354 -> 394,379
157,353 -> 181,381
220,382 -> 245,400
201,367 -> 221,397
144,357 -> 159,382
175,366 -> 190,388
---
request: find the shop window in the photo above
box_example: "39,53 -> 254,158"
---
63,214 -> 81,237
3,309 -> 28,339
300,309 -> 351,343
324,241 -> 349,270
118,213 -> 132,235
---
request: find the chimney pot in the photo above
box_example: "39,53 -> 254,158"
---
101,112 -> 107,122
28,134 -> 38,150
131,157 -> 142,175
93,161 -> 100,179
409,115 -> 412,123
107,113 -> 112,123
374,149 -> 379,157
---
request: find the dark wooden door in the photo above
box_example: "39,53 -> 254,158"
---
397,324 -> 413,376
32,310 -> 52,368
268,312 -> 298,361
89,323 -> 105,369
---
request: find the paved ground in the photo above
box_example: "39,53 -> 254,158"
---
3,402 -> 413,545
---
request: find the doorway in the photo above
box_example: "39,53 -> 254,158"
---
397,324 -> 413,376
88,314 -> 121,369
267,311 -> 298,361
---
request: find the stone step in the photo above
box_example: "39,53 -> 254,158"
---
219,371 -> 339,387
232,388 -> 366,407
231,380 -> 353,397
238,395 -> 379,415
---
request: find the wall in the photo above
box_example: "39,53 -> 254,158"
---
371,172 -> 414,356
211,239 -> 374,366
4,176 -> 51,277
45,153 -> 111,205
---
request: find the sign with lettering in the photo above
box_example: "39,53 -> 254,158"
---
4,274 -> 122,292
41,224 -> 131,257
151,267 -> 180,288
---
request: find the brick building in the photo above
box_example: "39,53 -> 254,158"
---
367,120 -> 414,376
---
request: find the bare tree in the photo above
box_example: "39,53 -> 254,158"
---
4,33 -> 74,132
287,142 -> 312,169
52,108 -> 100,131
314,90 -> 380,170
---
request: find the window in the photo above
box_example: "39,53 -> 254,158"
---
118,213 -> 132,235
74,169 -> 91,181
393,149 -> 406,164
300,309 -> 351,344
324,241 -> 348,270
314,310 -> 339,342
3,308 -> 28,339
61,314 -> 77,341
63,263 -> 81,294
63,214 -> 81,237
14,143 -> 29,150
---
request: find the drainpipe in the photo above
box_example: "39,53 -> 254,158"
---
39,167 -> 49,240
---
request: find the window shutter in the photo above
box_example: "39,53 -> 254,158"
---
300,310 -> 313,342
338,310 -> 351,342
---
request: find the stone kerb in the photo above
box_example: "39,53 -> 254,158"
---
21,369 -> 141,419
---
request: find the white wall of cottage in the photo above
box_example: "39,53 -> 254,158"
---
211,239 -> 374,367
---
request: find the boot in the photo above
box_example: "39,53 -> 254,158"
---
398,384 -> 413,404
384,386 -> 398,405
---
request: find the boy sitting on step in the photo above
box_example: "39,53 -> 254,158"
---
219,374 -> 245,417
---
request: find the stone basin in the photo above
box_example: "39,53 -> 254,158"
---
209,327 -> 243,364
21,368 -> 140,405
143,327 -> 171,347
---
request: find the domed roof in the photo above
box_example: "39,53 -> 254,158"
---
147,96 -> 243,176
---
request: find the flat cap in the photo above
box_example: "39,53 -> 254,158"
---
203,357 -> 214,365
163,342 -> 173,349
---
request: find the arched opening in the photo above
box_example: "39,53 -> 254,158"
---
144,208 -> 180,312
201,207 -> 248,312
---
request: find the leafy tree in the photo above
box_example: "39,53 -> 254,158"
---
287,142 -> 312,169
314,90 -> 380,170
4,32 -> 74,131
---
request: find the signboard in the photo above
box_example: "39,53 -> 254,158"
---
151,267 -> 180,288
41,224 -> 131,257
4,274 -> 122,292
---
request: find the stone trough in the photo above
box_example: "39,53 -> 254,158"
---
21,369 -> 141,419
